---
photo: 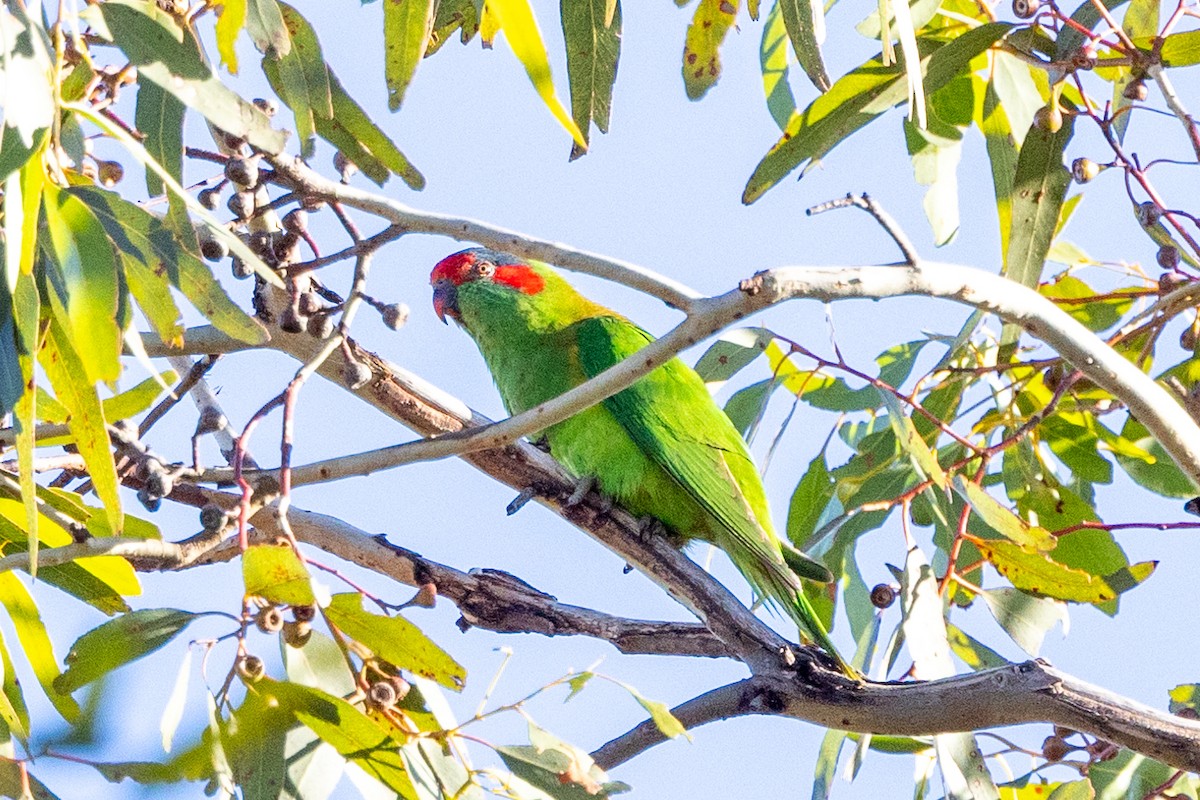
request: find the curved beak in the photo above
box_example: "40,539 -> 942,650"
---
432,279 -> 459,324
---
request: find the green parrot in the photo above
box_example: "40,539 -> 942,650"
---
431,247 -> 850,674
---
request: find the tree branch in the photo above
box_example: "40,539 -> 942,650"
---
156,260 -> 1200,492
592,665 -> 1200,773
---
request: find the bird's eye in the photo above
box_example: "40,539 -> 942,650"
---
471,260 -> 496,280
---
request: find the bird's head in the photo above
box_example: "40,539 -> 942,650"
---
430,247 -> 547,324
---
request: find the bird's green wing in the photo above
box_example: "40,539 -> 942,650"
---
571,315 -> 832,584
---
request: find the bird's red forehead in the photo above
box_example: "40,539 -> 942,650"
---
430,251 -> 478,285
430,250 -> 546,295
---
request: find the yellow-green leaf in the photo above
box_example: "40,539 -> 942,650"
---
953,476 -> 1054,550
40,183 -> 123,384
561,0 -> 621,159
0,572 -> 80,722
215,0 -> 247,73
242,544 -> 315,606
56,608 -> 198,693
38,318 -> 123,537
972,538 -> 1155,604
325,593 -> 464,691
682,0 -> 739,100
483,0 -> 586,148
384,0 -> 434,111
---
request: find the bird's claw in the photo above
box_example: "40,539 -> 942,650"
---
636,516 -> 667,541
565,476 -> 595,508
507,486 -> 538,516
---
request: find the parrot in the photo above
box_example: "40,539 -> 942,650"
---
431,247 -> 851,675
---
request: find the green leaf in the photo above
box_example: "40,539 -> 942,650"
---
0,6 -> 54,167
696,327 -> 774,387
160,649 -> 191,753
263,678 -> 419,800
103,371 -> 176,422
778,0 -> 830,91
0,572 -> 81,721
945,623 -> 1007,670
38,318 -> 123,537
40,183 -> 123,384
242,544 -> 315,606
953,476 -> 1055,550
326,593 -> 465,691
245,0 -> 291,56
1112,416 -> 1197,498
0,629 -> 30,743
561,0 -> 621,159
787,449 -> 836,549
905,96 -> 965,245
55,609 -> 199,693
68,185 -> 268,345
722,379 -> 775,438
133,81 -> 185,198
1039,413 -> 1113,483
483,0 -> 587,149
743,23 -> 1011,203
1168,683 -> 1200,715
682,0 -> 739,100
881,392 -> 946,488
760,1 -> 797,130
1003,111 -> 1073,293
84,0 -> 286,154
214,0 -> 246,73
1055,0 -> 1128,60
264,4 -> 424,188
384,0 -> 434,110
971,537 -> 1155,604
603,676 -> 688,740
498,730 -> 628,800
427,0 -> 481,54
979,587 -> 1066,656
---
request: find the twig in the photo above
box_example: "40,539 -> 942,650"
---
807,193 -> 921,266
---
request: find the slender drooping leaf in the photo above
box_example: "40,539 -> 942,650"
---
134,81 -> 185,199
84,0 -> 286,153
263,679 -> 419,800
245,0 -> 291,56
384,0 -> 435,110
760,1 -> 799,130
1003,113 -> 1074,292
682,0 -> 739,100
0,572 -> 81,722
214,0 -> 247,72
980,587 -> 1067,656
264,4 -> 424,187
69,185 -> 268,345
40,184 -> 123,384
37,319 -> 123,537
778,0 -> 830,91
482,0 -> 587,149
743,23 -> 1011,203
561,0 -> 620,159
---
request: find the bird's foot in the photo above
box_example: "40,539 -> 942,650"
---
636,516 -> 668,541
565,476 -> 595,509
506,486 -> 538,516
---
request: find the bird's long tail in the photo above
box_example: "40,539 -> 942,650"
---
753,557 -> 857,679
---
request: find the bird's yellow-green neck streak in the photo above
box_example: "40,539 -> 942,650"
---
431,247 -> 853,676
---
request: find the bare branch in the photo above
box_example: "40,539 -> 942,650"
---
593,665 -> 1200,773
264,154 -> 703,312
